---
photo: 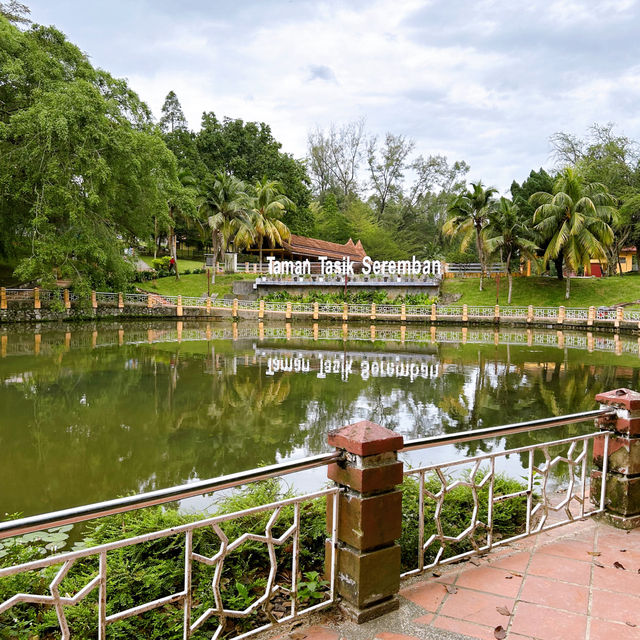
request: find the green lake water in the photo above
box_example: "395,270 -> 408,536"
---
1,320 -> 639,519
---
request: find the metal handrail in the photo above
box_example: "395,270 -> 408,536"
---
0,451 -> 340,540
401,409 -> 613,452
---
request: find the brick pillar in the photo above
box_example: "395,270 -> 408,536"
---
527,305 -> 533,323
34,288 -> 41,310
91,291 -> 97,310
0,287 -> 6,310
313,302 -> 319,321
327,421 -> 404,622
258,299 -> 264,320
558,305 -> 565,325
592,389 -> 640,529
63,289 -> 70,310
370,303 -> 376,322
431,303 -> 436,322
177,295 -> 183,317
117,293 -> 124,309
494,304 -> 499,322
232,298 -> 238,319
462,304 -> 468,322
588,306 -> 595,327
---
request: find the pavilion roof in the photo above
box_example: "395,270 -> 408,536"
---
282,234 -> 367,261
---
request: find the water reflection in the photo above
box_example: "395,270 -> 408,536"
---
1,320 -> 639,518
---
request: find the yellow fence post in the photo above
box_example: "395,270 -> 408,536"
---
431,303 -> 436,322
177,295 -> 183,317
233,298 -> 239,319
588,306 -> 595,326
371,303 -> 376,322
117,293 -> 124,309
34,288 -> 41,310
259,299 -> 264,320
147,294 -> 153,309
245,262 -> 249,273
494,304 -> 499,322
343,302 -> 348,322
63,289 -> 70,310
616,306 -> 623,328
400,304 -> 406,322
558,305 -> 565,325
91,291 -> 97,309
285,301 -> 291,320
527,305 -> 534,323
253,264 -> 257,274
313,302 -> 319,321
462,304 -> 468,322
0,287 -> 6,310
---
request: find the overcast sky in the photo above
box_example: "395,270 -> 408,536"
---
25,0 -> 640,192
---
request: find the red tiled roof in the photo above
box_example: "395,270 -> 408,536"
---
283,234 -> 367,261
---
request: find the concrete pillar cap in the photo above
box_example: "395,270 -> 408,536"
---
328,420 -> 403,456
596,388 -> 640,410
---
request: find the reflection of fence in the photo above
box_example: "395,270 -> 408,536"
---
1,287 -> 638,332
1,401 -> 625,636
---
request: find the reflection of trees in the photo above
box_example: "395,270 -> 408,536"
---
2,323 -> 639,518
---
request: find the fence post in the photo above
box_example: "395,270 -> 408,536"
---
343,302 -> 348,322
592,389 -> 640,529
370,303 -> 376,322
117,293 -> 124,309
462,304 -> 468,322
400,304 -> 406,322
253,264 -> 257,274
63,289 -> 71,310
558,305 -> 565,325
313,302 -> 319,321
588,306 -> 595,327
258,299 -> 264,320
147,294 -> 153,309
0,287 -> 6,310
92,291 -> 97,310
494,304 -> 499,322
245,262 -> 249,273
177,295 -> 183,317
327,421 -> 404,622
527,305 -> 533,324
431,303 -> 436,322
615,306 -> 623,328
285,301 -> 291,320
34,288 -> 41,310
231,298 -> 238,319
206,297 -> 212,315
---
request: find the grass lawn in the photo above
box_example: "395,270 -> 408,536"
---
139,256 -> 206,272
442,274 -> 640,308
138,272 -> 255,299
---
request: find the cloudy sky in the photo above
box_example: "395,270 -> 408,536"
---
25,0 -> 640,191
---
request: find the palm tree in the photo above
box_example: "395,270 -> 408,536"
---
199,172 -> 253,266
248,177 -> 294,265
529,168 -> 616,299
444,181 -> 498,291
485,197 -> 538,304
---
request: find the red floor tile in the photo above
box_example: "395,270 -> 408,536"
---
591,564 -> 640,593
400,581 -> 447,612
519,574 -> 589,612
454,566 -> 523,598
510,602 -> 587,640
590,618 -> 640,640
438,588 -> 514,627
591,589 -> 640,626
488,551 -> 531,572
431,615 -> 496,640
536,539 -> 595,562
411,613 -> 434,625
375,634 -> 419,640
526,551 -> 592,585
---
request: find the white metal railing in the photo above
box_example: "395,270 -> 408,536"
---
533,307 -> 558,319
467,306 -> 495,318
445,263 -> 506,273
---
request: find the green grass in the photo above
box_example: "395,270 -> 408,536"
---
442,274 -> 640,308
139,256 -> 205,272
138,272 -> 255,299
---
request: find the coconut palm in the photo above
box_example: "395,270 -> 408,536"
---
529,168 -> 616,299
444,181 -> 498,291
246,177 -> 294,264
485,197 -> 538,304
199,172 -> 253,264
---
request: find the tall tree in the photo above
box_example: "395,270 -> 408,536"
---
159,90 -> 188,133
0,1 -> 30,24
530,168 -> 616,299
200,172 -> 252,264
444,181 -> 498,291
485,198 -> 538,303
367,133 -> 414,220
249,178 -> 293,264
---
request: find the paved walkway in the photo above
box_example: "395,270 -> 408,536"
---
274,519 -> 640,640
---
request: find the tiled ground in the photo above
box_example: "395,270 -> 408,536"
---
274,519 -> 640,640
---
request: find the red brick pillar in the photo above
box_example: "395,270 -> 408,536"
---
327,421 -> 404,622
592,388 -> 640,529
